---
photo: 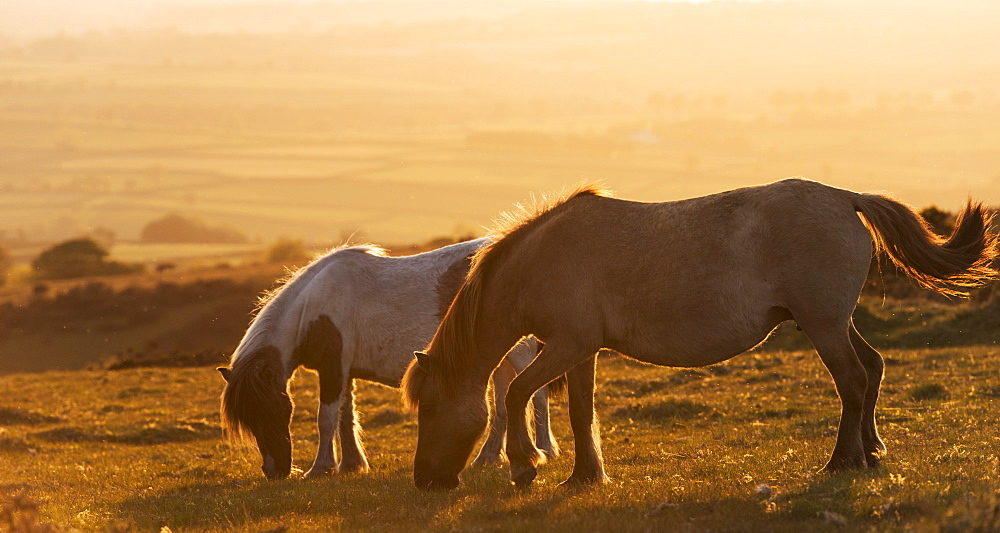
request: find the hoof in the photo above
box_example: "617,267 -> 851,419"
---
304,466 -> 334,478
822,454 -> 867,473
557,472 -> 609,488
864,444 -> 886,469
864,452 -> 882,469
538,447 -> 560,461
338,461 -> 370,475
472,454 -> 506,467
510,465 -> 537,488
872,438 -> 887,455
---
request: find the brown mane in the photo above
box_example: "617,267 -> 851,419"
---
402,184 -> 611,408
220,346 -> 290,445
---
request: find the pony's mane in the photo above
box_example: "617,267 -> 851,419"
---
220,346 -> 289,445
254,243 -> 385,314
474,184 -> 613,267
403,184 -> 611,407
236,243 -> 386,361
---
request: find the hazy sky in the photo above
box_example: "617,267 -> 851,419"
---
1,0 -> 765,38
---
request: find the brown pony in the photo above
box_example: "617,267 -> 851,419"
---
403,178 -> 998,489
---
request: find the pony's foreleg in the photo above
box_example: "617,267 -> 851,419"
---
305,398 -> 341,478
560,353 -> 607,486
472,360 -> 515,466
336,379 -> 370,474
500,336 -> 559,459
504,340 -> 586,488
801,320 -> 869,472
304,371 -> 348,478
849,322 -> 887,467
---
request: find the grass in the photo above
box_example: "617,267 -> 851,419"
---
2,346 -> 999,531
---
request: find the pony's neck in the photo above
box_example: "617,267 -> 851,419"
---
433,317 -> 523,390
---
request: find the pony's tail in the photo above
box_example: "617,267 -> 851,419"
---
854,193 -> 999,298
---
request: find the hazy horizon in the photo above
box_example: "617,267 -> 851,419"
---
0,0 -> 939,39
2,0 -> 998,259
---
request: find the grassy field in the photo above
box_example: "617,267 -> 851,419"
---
2,345 -> 998,531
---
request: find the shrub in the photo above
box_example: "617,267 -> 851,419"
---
266,238 -> 311,265
31,238 -> 143,280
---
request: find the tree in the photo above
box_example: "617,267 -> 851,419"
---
31,238 -> 142,279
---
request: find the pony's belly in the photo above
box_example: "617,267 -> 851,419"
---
613,308 -> 788,368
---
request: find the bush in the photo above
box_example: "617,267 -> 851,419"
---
266,238 -> 311,265
31,238 -> 143,280
140,214 -> 247,244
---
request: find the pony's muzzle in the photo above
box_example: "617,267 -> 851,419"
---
262,453 -> 290,480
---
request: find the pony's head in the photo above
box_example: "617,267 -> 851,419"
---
219,346 -> 293,479
403,350 -> 489,490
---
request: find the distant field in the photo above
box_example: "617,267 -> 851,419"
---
3,57 -> 1000,247
1,347 -> 998,531
108,242 -> 266,267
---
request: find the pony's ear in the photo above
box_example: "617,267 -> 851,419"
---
218,367 -> 232,382
414,351 -> 430,370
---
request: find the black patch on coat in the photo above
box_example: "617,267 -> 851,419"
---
294,314 -> 345,404
436,254 -> 474,320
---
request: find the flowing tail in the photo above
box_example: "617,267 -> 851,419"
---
854,193 -> 999,298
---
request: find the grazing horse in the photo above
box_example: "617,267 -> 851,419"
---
403,178 -> 998,490
219,238 -> 558,479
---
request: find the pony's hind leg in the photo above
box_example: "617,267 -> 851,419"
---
337,380 -> 370,474
800,319 -> 869,472
531,384 -> 560,460
849,322 -> 887,467
473,360 -> 515,466
560,354 -> 608,486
